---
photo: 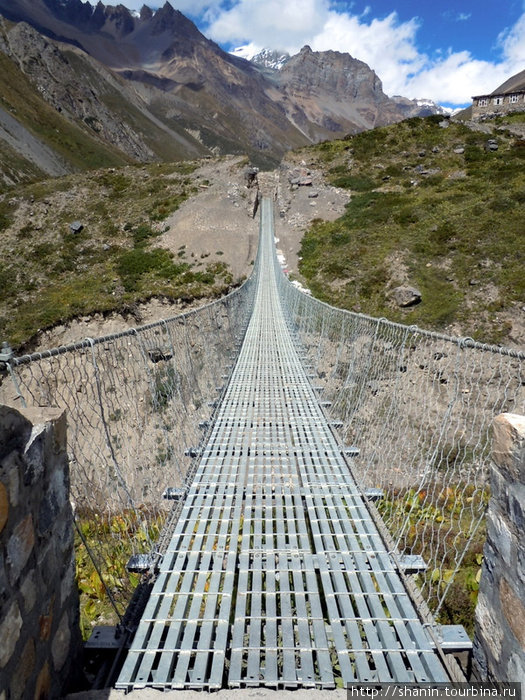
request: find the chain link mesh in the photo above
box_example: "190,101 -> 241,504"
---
1,226 -> 523,632
277,261 -> 524,620
0,274 -> 257,626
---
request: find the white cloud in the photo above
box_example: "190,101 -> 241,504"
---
404,13 -> 525,103
442,11 -> 472,22
309,12 -> 425,96
100,0 -> 525,105
207,0 -> 330,52
206,0 -> 525,105
498,12 -> 525,64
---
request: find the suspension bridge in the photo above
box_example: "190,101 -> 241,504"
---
115,197 -> 451,689
2,196 -> 524,691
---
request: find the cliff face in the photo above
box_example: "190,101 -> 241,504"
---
0,20 -> 155,161
0,0 -> 442,173
277,46 -> 402,134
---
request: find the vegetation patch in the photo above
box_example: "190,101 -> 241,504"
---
0,160 -> 233,348
76,508 -> 163,639
298,115 -> 525,343
378,484 -> 488,636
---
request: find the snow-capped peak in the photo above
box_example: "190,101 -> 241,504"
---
232,45 -> 291,70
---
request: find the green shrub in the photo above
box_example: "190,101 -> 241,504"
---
117,248 -> 186,291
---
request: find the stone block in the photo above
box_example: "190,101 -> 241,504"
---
488,463 -> 506,502
7,514 -> 35,584
11,638 -> 35,700
39,606 -> 53,642
20,570 -> 37,614
0,406 -> 31,461
499,578 -> 525,648
0,601 -> 22,667
51,611 -> 71,672
0,481 -> 7,534
475,592 -> 504,663
37,492 -> 59,537
0,558 -> 8,605
22,423 -> 47,485
49,468 -> 68,513
56,516 -> 74,555
475,411 -> 525,683
508,483 -> 525,532
492,413 -> 525,483
36,539 -> 57,585
0,404 -> 77,698
34,662 -> 51,700
518,546 -> 525,586
0,451 -> 22,507
507,652 -> 525,690
486,511 -> 512,567
60,557 -> 76,607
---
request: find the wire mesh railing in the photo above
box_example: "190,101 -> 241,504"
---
276,260 -> 524,628
1,207 -> 523,639
0,272 -> 257,632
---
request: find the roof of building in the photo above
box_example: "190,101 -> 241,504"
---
472,68 -> 525,100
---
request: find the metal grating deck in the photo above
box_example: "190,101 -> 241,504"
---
116,198 -> 449,690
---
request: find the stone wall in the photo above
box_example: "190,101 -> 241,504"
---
473,412 -> 525,683
472,93 -> 525,119
0,405 -> 82,699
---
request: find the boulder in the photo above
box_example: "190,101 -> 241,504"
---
244,167 -> 258,187
391,286 -> 422,307
69,221 -> 83,234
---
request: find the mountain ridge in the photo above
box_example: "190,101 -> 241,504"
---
0,0 -> 446,178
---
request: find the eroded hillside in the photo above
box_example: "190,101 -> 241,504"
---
292,114 -> 525,347
0,156 -> 259,350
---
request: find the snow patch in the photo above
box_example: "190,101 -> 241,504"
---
232,45 -> 291,70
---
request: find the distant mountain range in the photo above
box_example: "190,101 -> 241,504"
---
0,0 -> 448,183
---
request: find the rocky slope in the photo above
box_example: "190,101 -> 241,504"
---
0,0 -> 443,177
491,68 -> 525,94
275,46 -> 405,138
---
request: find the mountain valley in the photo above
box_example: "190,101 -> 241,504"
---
0,0 -> 443,180
0,2 -> 523,352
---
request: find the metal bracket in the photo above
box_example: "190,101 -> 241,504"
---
435,625 -> 473,652
126,553 -> 156,573
0,341 -> 13,369
163,487 -> 186,501
86,626 -> 124,650
398,554 -> 427,574
365,488 -> 384,501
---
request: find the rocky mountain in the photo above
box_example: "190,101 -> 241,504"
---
0,0 -> 444,180
390,95 -> 449,118
274,46 -> 407,138
491,68 -> 525,94
243,48 -> 292,71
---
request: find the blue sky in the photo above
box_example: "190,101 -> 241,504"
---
101,0 -> 525,106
